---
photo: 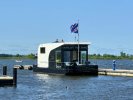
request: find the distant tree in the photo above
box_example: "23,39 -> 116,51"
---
16,54 -> 20,57
120,51 -> 126,57
27,53 -> 35,59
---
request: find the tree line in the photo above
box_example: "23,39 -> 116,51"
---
0,53 -> 37,59
0,51 -> 133,60
89,52 -> 133,59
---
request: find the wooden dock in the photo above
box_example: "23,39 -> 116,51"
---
0,66 -> 17,86
99,68 -> 133,77
0,76 -> 13,86
0,65 -> 32,87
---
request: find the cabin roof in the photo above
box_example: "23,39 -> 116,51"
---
38,42 -> 91,55
39,42 -> 91,47
62,42 -> 91,45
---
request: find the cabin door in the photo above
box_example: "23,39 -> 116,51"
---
80,51 -> 87,64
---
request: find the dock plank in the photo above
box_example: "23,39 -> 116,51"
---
0,76 -> 13,86
98,68 -> 133,77
0,76 -> 13,80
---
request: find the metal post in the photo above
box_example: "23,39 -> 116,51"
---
77,20 -> 79,64
78,33 -> 79,64
3,66 -> 7,75
13,68 -> 17,86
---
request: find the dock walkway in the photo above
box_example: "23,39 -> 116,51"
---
0,76 -> 13,86
99,68 -> 133,77
0,66 -> 17,86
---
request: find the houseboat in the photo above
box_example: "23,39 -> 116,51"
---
33,40 -> 98,75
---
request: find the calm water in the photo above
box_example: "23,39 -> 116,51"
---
0,59 -> 133,100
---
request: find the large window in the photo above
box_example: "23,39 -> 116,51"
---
64,51 -> 70,62
63,51 -> 71,66
72,51 -> 77,61
81,51 -> 87,64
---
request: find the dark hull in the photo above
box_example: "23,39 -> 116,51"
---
33,65 -> 98,75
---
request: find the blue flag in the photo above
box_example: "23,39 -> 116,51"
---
70,23 -> 78,33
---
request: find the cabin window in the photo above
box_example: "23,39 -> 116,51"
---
72,51 -> 77,61
64,51 -> 71,63
40,47 -> 45,53
56,50 -> 61,68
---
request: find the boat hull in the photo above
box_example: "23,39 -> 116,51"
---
33,65 -> 98,75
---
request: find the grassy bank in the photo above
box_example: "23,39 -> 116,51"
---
0,53 -> 36,59
89,52 -> 133,60
0,57 -> 36,59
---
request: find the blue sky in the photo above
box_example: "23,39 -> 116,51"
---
0,0 -> 133,55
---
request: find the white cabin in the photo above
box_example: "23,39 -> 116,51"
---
37,41 -> 91,69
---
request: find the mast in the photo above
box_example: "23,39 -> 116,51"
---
77,20 -> 79,64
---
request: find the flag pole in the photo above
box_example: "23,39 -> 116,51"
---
75,33 -> 76,42
70,21 -> 79,64
77,20 -> 79,64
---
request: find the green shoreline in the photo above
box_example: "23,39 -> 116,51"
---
89,52 -> 133,60
0,52 -> 133,60
0,57 -> 36,59
0,53 -> 36,59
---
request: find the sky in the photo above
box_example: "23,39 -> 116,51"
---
0,0 -> 133,55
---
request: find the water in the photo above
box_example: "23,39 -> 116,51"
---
0,59 -> 133,100
90,59 -> 133,70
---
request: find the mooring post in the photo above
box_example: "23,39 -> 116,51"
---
13,67 -> 17,86
3,66 -> 7,75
